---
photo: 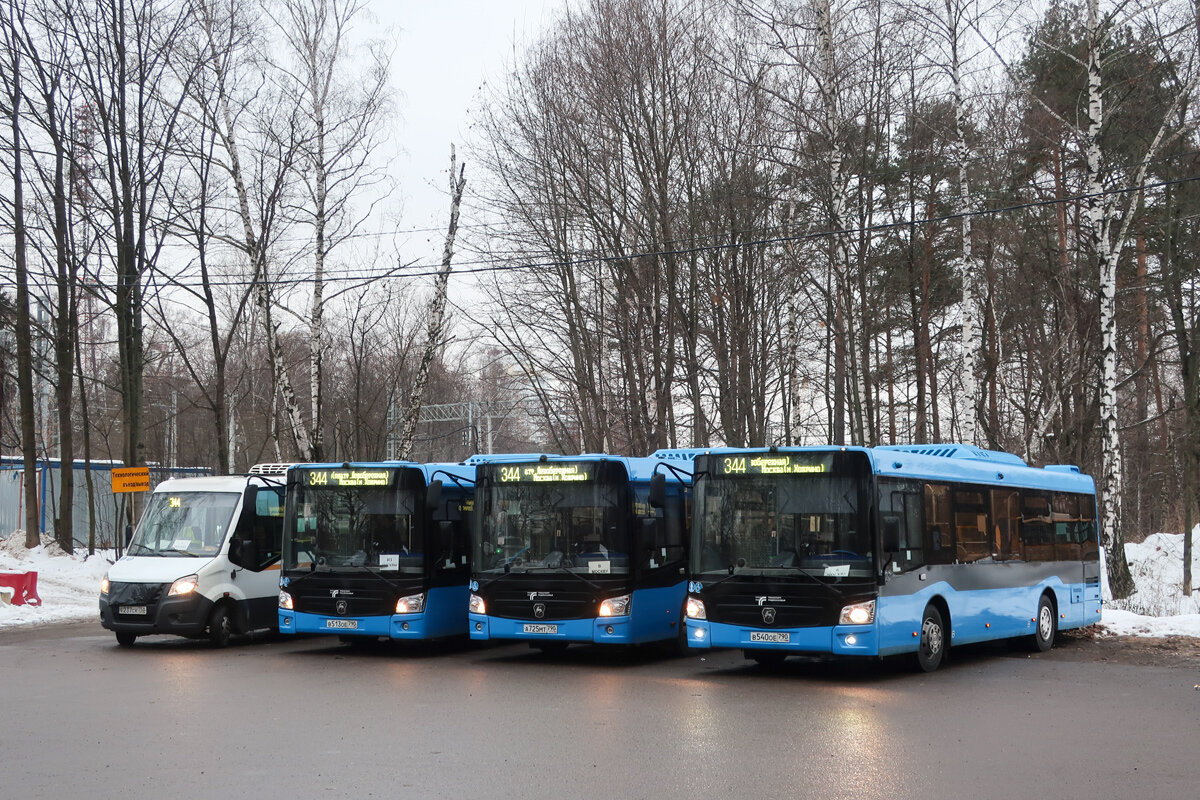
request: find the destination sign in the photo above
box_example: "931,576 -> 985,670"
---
496,463 -> 593,483
715,454 -> 830,476
303,469 -> 393,488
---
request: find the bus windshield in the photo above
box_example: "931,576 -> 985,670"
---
128,492 -> 240,557
692,473 -> 872,577
285,482 -> 421,573
475,479 -> 628,576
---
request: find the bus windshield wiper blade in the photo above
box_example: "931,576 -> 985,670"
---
694,567 -> 743,590
540,564 -> 602,590
780,563 -> 844,598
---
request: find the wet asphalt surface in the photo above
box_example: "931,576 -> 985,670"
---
1,622 -> 1197,800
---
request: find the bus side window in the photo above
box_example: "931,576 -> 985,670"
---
879,485 -> 922,572
924,484 -> 954,564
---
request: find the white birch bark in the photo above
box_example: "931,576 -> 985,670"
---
199,7 -> 313,460
395,149 -> 467,459
946,0 -> 980,446
815,0 -> 852,446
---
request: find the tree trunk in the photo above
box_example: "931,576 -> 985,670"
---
395,150 -> 467,459
1086,0 -> 1134,598
7,32 -> 41,548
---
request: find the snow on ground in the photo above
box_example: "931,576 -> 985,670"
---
0,528 -> 1198,638
0,533 -> 111,627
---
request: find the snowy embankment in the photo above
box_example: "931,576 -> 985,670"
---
0,529 -> 1198,637
0,533 -> 111,627
1101,531 -> 1200,638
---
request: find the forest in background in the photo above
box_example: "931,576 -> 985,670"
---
2,0 -> 1199,598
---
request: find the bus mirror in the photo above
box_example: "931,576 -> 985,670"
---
649,473 -> 666,509
883,517 -> 901,552
243,485 -> 259,515
426,480 -> 443,511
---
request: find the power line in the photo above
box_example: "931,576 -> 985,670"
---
130,172 -> 1200,288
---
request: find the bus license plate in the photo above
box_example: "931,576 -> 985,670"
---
325,619 -> 358,630
750,631 -> 789,643
119,605 -> 147,615
523,624 -> 557,634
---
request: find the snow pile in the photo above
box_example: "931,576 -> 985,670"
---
1096,529 -> 1200,638
0,533 -> 111,627
1112,531 -> 1200,617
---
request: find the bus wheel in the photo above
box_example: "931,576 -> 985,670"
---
208,605 -> 233,648
1028,595 -> 1056,652
115,632 -> 137,647
916,605 -> 946,672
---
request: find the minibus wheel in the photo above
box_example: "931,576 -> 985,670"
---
115,632 -> 136,648
208,605 -> 233,648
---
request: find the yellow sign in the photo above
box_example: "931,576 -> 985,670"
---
305,469 -> 392,488
112,467 -> 151,493
497,463 -> 592,483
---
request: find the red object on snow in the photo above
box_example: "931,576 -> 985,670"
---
0,572 -> 42,606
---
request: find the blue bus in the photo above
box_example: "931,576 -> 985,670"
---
468,452 -> 692,651
683,445 -> 1101,671
277,461 -> 475,642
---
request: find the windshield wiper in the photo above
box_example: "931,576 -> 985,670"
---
534,564 -> 602,590
695,563 -> 845,600
168,548 -> 201,557
693,567 -> 743,591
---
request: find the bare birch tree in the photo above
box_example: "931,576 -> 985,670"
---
394,149 -> 466,459
276,0 -> 391,462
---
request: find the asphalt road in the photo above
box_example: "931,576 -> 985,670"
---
1,623 -> 1197,800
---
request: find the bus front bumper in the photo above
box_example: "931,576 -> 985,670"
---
279,609 -> 439,640
685,618 -> 879,656
469,613 -> 633,644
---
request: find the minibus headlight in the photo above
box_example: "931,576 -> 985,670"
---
278,590 -> 294,610
395,593 -> 425,614
168,575 -> 199,596
839,600 -> 875,625
469,594 -> 486,615
100,577 -> 110,596
685,597 -> 706,620
598,594 -> 631,617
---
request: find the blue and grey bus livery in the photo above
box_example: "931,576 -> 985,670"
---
683,445 -> 1101,671
468,452 -> 692,650
277,461 -> 475,642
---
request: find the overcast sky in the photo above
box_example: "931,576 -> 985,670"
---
382,1 -> 559,274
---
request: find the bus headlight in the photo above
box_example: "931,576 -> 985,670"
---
598,594 -> 631,617
395,593 -> 425,614
839,600 -> 875,625
100,577 -> 110,596
469,594 -> 486,615
278,590 -> 294,610
168,575 -> 199,596
685,597 -> 706,620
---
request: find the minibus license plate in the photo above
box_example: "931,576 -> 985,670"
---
119,605 -> 147,616
325,619 -> 357,630
750,631 -> 789,643
523,623 -> 557,634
